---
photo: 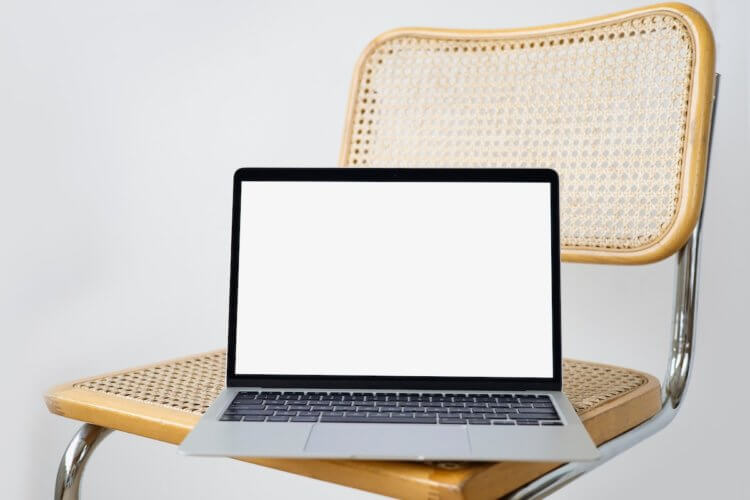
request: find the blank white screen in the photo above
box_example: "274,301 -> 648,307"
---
235,181 -> 553,378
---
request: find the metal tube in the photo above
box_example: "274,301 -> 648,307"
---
504,229 -> 700,499
54,424 -> 113,500
503,74 -> 718,500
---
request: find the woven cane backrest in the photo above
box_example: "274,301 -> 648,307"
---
339,3 -> 715,264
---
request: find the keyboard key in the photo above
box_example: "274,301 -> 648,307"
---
518,407 -> 557,414
235,410 -> 273,416
516,420 -> 539,426
379,407 -> 402,412
541,421 -> 563,426
267,416 -> 290,422
492,421 -> 516,425
291,416 -> 318,422
488,403 -> 511,409
439,418 -> 467,424
509,413 -> 559,420
219,415 -> 242,421
492,410 -> 514,416
242,416 -> 266,422
467,419 -> 490,425
471,408 -> 494,414
383,417 -> 437,424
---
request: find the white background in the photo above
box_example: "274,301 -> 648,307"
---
236,181 -> 552,378
2,0 -> 748,499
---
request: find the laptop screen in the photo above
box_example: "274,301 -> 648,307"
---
232,173 -> 556,381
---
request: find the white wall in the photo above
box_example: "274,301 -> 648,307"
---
2,0 -> 748,498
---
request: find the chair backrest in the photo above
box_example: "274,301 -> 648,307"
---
339,3 -> 715,264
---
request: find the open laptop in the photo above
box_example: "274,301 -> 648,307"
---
179,167 -> 598,461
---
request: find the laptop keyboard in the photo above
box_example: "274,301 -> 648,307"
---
219,391 -> 562,426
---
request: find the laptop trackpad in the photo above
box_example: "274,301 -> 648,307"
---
304,424 -> 470,459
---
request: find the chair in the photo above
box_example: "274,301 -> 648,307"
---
46,3 -> 717,498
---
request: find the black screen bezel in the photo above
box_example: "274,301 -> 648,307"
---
227,168 -> 562,391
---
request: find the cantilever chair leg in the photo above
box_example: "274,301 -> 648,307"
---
504,74 -> 719,500
54,424 -> 113,500
504,228 -> 701,499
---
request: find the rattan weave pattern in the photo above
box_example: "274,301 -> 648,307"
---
75,351 -> 225,414
344,13 -> 694,251
562,360 -> 646,413
73,352 -> 647,416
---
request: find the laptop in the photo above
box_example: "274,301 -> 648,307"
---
179,167 -> 598,461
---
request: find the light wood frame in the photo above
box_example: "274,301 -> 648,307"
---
46,354 -> 661,500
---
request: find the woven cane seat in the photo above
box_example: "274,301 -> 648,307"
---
46,350 -> 661,499
340,3 -> 715,264
71,351 -> 643,418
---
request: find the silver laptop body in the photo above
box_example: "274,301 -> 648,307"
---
180,167 -> 598,462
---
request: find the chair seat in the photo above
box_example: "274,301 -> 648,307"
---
45,351 -> 660,499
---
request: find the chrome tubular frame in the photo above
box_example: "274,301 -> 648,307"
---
54,424 -> 112,500
504,74 -> 719,500
51,77 -> 719,500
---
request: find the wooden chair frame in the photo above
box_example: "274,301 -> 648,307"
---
51,3 -> 719,498
52,80 -> 719,500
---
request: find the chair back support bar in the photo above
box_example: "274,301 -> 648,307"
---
339,3 -> 715,264
504,70 -> 718,500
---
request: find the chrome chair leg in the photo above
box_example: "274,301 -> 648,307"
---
54,424 -> 113,500
503,74 -> 719,500
504,229 -> 702,499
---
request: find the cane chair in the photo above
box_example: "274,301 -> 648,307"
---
46,3 -> 717,499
